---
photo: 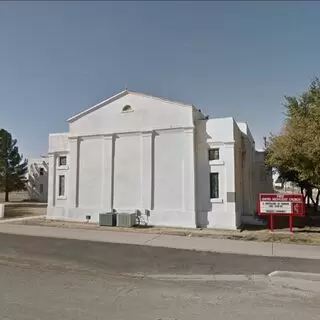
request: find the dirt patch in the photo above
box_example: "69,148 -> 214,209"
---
12,218 -> 320,245
226,233 -> 320,245
4,204 -> 46,219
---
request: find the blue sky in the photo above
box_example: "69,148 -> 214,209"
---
0,1 -> 319,157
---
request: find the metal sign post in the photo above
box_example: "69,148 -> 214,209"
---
258,193 -> 305,232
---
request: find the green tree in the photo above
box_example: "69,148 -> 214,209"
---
266,78 -> 320,212
0,129 -> 28,202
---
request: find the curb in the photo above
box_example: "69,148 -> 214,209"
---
128,273 -> 268,282
125,272 -> 320,284
268,271 -> 320,282
0,223 -> 319,260
0,215 -> 45,224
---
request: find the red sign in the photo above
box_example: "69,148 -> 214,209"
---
258,193 -> 305,216
258,193 -> 305,232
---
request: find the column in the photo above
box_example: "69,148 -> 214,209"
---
224,143 -> 236,201
102,135 -> 114,211
182,128 -> 196,212
140,131 -> 153,210
224,142 -> 237,227
47,153 -> 56,207
68,137 -> 79,208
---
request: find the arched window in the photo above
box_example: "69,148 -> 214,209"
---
122,105 -> 133,113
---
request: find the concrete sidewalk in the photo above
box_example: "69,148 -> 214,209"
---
0,223 -> 319,260
0,215 -> 45,224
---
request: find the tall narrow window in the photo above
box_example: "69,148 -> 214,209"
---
40,168 -> 44,176
208,148 -> 219,161
58,175 -> 65,197
59,156 -> 67,166
210,172 -> 219,199
40,184 -> 44,194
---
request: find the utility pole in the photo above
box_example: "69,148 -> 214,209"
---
263,136 -> 267,149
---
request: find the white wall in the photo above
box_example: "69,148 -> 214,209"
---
147,128 -> 196,228
49,133 -> 69,153
47,91 -> 270,230
114,134 -> 141,210
69,92 -> 194,137
195,118 -> 238,229
235,124 -> 271,221
48,129 -> 196,227
205,117 -> 235,142
195,117 -> 266,229
233,124 -> 242,220
236,124 -> 255,215
154,131 -> 184,211
48,92 -> 197,227
237,122 -> 255,147
78,137 -> 104,208
47,133 -> 70,219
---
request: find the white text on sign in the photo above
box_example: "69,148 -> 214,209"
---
260,201 -> 292,214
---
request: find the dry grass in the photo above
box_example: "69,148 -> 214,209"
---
13,218 -> 320,245
0,191 -> 46,219
4,204 -> 46,219
225,232 -> 320,245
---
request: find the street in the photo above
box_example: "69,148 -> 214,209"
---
0,233 -> 319,319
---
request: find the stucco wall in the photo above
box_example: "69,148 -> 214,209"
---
49,133 -> 69,153
195,118 -> 238,229
154,131 -> 184,211
69,93 -> 194,137
78,137 -> 104,208
47,133 -> 70,215
233,123 -> 245,226
47,129 -> 196,227
235,124 -> 266,220
113,134 -> 141,210
236,123 -> 255,215
48,92 -> 197,228
149,128 -> 195,227
196,118 -> 263,229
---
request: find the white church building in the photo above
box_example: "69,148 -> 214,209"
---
27,157 -> 49,202
47,90 -> 272,229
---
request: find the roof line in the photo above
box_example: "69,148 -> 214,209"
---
67,89 -> 196,123
127,90 -> 194,109
67,90 -> 129,123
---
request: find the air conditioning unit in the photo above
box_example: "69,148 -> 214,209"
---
116,212 -> 136,227
99,213 -> 117,226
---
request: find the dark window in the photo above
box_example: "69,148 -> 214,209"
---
59,156 -> 67,166
208,148 -> 219,161
40,184 -> 43,194
122,105 -> 132,112
58,175 -> 65,197
210,173 -> 219,199
39,167 -> 44,176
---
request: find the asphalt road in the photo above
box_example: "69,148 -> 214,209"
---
0,233 -> 319,319
0,233 -> 319,275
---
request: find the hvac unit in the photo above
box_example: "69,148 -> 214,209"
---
116,212 -> 136,227
99,213 -> 117,226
